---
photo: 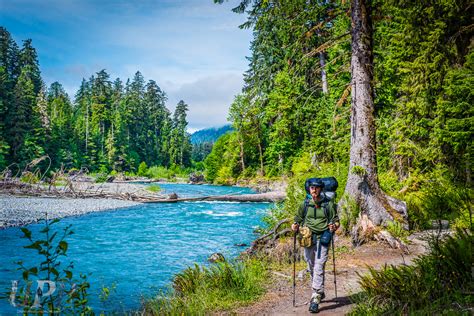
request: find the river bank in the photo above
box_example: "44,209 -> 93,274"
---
0,194 -> 141,229
0,178 -> 287,229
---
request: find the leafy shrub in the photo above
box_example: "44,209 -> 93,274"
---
215,166 -> 234,185
147,184 -> 161,192
254,203 -> 288,235
386,220 -> 409,242
94,172 -> 109,183
147,166 -> 173,180
338,194 -> 360,234
1,217 -> 93,314
204,132 -> 240,184
20,171 -> 40,184
378,170 -> 404,195
351,165 -> 367,176
351,228 -> 473,314
401,166 -> 472,230
137,161 -> 148,176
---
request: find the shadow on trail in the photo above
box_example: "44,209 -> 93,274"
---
318,293 -> 359,313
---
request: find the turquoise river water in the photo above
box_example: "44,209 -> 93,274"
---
0,183 -> 272,313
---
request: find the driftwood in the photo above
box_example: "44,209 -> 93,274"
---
112,179 -> 162,184
0,179 -> 168,202
147,191 -> 286,203
1,159 -> 286,203
0,179 -> 286,203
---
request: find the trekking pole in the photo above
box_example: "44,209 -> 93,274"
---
293,230 -> 297,307
331,231 -> 337,298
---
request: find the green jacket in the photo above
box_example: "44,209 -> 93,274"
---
294,197 -> 339,235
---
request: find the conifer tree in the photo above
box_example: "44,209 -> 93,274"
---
19,39 -> 42,95
342,0 -> 407,243
10,68 -> 44,163
169,100 -> 191,166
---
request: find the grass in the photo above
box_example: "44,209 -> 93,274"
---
143,259 -> 269,315
385,220 -> 410,243
350,228 -> 473,314
146,184 -> 161,192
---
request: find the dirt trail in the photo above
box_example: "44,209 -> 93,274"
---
234,233 -> 429,315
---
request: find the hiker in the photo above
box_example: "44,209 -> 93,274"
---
291,178 -> 340,313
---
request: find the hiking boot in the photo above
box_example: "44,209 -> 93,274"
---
308,301 -> 319,313
308,293 -> 322,313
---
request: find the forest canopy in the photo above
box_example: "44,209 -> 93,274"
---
208,0 -> 472,185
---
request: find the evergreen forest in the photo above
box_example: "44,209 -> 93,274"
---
0,26 -> 192,174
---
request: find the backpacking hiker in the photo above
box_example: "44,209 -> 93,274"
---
291,178 -> 340,313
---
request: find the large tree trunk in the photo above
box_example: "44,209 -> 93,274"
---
343,0 -> 407,243
319,52 -> 328,94
238,129 -> 246,172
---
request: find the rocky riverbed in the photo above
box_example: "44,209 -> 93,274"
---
0,195 -> 141,229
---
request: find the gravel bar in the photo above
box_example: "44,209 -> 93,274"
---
0,195 -> 141,229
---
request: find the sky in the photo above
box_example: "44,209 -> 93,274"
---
0,0 -> 253,132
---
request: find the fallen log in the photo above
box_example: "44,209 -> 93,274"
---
147,191 -> 286,203
0,180 -> 286,203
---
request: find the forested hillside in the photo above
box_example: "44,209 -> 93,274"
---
190,125 -> 233,163
191,125 -> 232,144
0,27 -> 192,173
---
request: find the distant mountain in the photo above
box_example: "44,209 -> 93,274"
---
191,125 -> 233,144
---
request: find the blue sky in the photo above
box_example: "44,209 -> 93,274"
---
0,0 -> 252,131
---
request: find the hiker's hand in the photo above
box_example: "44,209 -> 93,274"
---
329,222 -> 339,232
291,223 -> 299,232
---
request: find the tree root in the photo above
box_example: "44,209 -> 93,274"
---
244,218 -> 292,256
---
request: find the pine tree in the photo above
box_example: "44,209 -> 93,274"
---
90,69 -> 112,168
169,100 -> 191,167
10,68 -> 44,163
19,39 -> 42,95
144,80 -> 168,165
47,82 -> 74,168
0,27 -> 20,167
73,78 -> 92,167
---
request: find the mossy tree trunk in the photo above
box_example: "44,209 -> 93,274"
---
343,0 -> 408,244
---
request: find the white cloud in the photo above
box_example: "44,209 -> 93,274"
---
2,0 -> 252,131
168,72 -> 243,130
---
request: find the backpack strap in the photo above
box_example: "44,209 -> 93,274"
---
302,197 -> 310,226
322,202 -> 330,223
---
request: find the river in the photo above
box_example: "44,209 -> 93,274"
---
0,183 -> 272,313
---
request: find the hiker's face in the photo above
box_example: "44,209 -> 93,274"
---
309,186 -> 321,197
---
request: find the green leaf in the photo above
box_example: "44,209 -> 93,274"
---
24,240 -> 43,250
20,227 -> 32,240
59,240 -> 68,253
51,267 -> 59,277
64,270 -> 73,279
29,267 -> 38,275
50,218 -> 60,225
